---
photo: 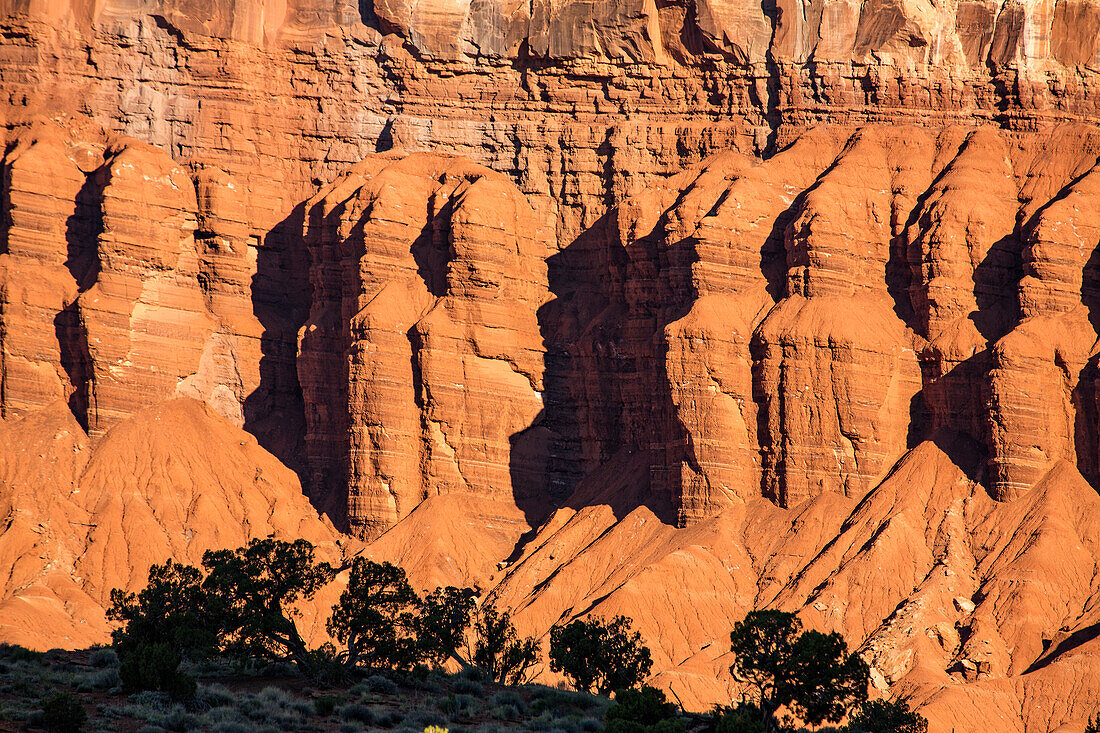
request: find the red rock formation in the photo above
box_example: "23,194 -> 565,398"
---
0,125 -> 83,418
299,153 -> 551,537
0,397 -> 341,650
6,3 -> 1100,731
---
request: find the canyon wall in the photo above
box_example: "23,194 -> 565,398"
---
4,1 -> 1100,731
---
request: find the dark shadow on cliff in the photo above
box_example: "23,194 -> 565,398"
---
1022,622 -> 1100,675
54,303 -> 92,432
243,202 -> 314,510
971,231 -> 1023,343
54,163 -> 107,431
1072,243 -> 1100,490
508,211 -> 680,528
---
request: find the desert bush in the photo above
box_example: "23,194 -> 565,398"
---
365,673 -> 400,695
405,707 -> 448,728
118,642 -> 196,701
257,686 -> 292,707
438,693 -> 478,719
847,698 -> 928,733
202,705 -> 246,725
196,683 -> 237,709
416,586 -> 476,668
202,538 -> 335,676
709,704 -> 768,733
89,648 -> 119,668
453,677 -> 483,695
159,705 -> 203,732
108,560 -> 217,697
604,686 -> 683,733
209,721 -> 259,733
37,690 -> 87,733
729,610 -> 868,730
457,666 -> 484,681
491,689 -> 523,709
472,604 -> 540,685
529,687 -> 608,719
0,644 -> 41,662
76,668 -> 121,691
328,559 -> 421,670
550,616 -> 652,695
490,702 -> 522,720
339,702 -> 376,724
314,694 -> 339,717
372,708 -> 405,727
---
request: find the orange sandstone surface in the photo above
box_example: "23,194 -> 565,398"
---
3,2 -> 1100,731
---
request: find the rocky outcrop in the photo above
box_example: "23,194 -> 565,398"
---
985,157 -> 1100,499
0,123 -> 306,471
0,126 -> 84,419
299,153 -> 551,537
0,397 -> 341,649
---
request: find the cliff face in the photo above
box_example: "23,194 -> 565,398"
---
4,1 -> 1100,731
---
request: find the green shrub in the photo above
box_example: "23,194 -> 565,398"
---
491,703 -> 521,720
118,642 -> 196,700
202,705 -> 245,726
848,698 -> 928,733
491,690 -> 524,709
365,673 -> 399,695
372,708 -> 404,727
89,648 -> 119,668
257,687 -> 291,707
0,644 -> 41,663
605,686 -> 683,733
339,702 -> 376,724
453,678 -> 483,695
83,667 -> 122,691
210,722 -> 259,733
550,616 -> 652,695
406,707 -> 448,728
457,666 -> 484,682
437,691 -> 477,713
196,683 -> 237,709
38,691 -> 87,733
314,694 -> 339,717
160,705 -> 203,732
709,704 -> 768,733
108,560 -> 217,697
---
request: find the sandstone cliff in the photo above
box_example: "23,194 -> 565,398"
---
4,1 -> 1100,731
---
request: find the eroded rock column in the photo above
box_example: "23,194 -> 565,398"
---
753,128 -> 926,506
